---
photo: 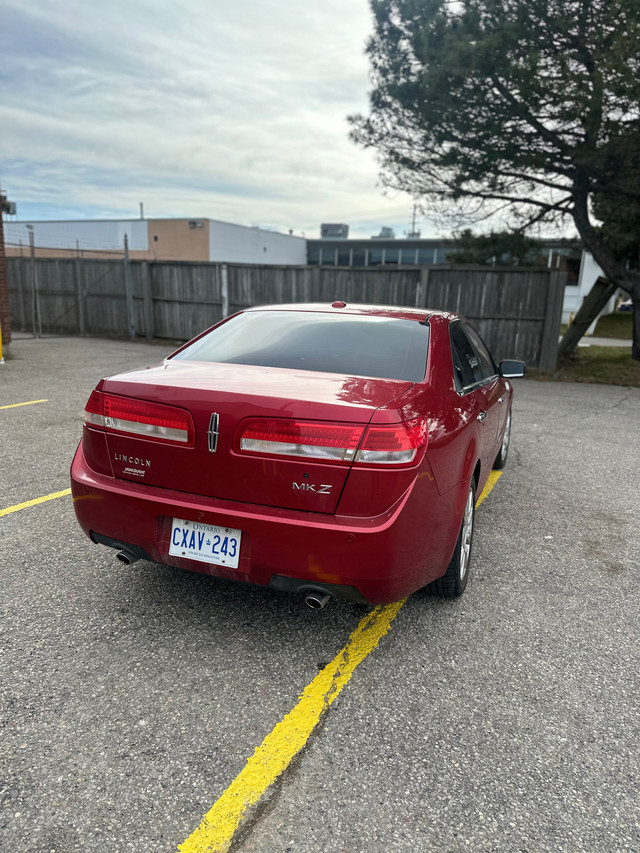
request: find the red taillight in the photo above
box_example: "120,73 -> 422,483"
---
239,419 -> 366,462
84,390 -> 195,445
237,417 -> 426,465
356,418 -> 427,464
84,389 -> 104,416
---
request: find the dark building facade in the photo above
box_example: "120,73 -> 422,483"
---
307,237 -> 455,267
307,235 -> 583,287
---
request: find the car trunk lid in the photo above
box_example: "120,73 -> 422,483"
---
96,360 -> 414,513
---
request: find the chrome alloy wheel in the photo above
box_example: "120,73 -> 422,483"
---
500,410 -> 512,459
426,480 -> 475,597
459,486 -> 475,581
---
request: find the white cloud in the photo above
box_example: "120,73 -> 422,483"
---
0,0 -> 431,237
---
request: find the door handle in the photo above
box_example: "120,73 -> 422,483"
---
477,411 -> 488,422
498,396 -> 504,403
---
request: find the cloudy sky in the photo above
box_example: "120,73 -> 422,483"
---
0,0 -> 432,239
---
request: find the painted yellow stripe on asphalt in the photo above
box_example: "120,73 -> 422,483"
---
176,471 -> 502,853
0,398 -> 48,410
477,470 -> 502,507
177,599 -> 406,853
0,488 -> 71,517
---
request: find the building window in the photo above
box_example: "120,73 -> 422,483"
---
399,248 -> 418,265
308,246 -> 320,265
417,248 -> 434,264
337,249 -> 351,266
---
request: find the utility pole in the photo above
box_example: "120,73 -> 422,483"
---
406,203 -> 421,239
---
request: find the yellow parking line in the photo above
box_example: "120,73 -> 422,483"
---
0,399 -> 48,410
177,471 -> 503,853
0,488 -> 71,518
477,470 -> 502,507
177,599 -> 406,853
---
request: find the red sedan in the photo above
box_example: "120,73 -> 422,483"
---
70,303 -> 524,606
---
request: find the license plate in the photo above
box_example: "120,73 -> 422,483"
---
169,519 -> 242,569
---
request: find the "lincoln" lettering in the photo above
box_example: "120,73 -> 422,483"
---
114,453 -> 151,467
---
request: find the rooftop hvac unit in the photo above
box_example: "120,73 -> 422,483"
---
321,223 -> 349,239
372,226 -> 396,239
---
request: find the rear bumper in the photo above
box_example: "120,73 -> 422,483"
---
70,443 -> 461,605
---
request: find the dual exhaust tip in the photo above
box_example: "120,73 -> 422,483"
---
116,549 -> 139,566
116,551 -> 332,610
303,589 -> 331,610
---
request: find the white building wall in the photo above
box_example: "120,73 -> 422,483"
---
209,221 -> 306,265
562,252 -> 617,332
5,220 -> 149,253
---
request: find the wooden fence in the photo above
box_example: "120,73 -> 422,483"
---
6,257 -> 565,371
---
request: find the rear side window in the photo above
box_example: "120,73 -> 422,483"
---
464,324 -> 497,379
450,322 -> 485,389
171,311 -> 429,382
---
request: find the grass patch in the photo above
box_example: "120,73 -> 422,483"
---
593,311 -> 633,339
542,346 -> 640,386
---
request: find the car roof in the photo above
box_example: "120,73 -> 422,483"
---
245,302 -> 459,323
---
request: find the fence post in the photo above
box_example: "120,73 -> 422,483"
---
312,265 -> 321,300
416,267 -> 430,308
140,261 -> 154,339
538,270 -> 567,373
74,257 -> 86,335
123,234 -> 135,339
221,264 -> 229,318
17,258 -> 27,330
29,231 -> 42,338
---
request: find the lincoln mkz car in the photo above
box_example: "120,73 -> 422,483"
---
70,303 -> 525,607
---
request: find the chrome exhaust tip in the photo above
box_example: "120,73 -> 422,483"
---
304,589 -> 331,610
116,549 -> 139,566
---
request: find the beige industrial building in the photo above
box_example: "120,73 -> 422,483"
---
4,217 -> 307,265
3,215 -> 616,327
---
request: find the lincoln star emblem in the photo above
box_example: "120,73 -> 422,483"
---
208,413 -> 220,452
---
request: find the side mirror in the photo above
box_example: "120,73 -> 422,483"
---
499,359 -> 526,378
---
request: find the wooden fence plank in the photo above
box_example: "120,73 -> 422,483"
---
6,258 -> 565,371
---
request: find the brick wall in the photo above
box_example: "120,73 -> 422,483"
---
0,194 -> 11,346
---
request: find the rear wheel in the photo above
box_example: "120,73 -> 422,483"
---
493,408 -> 511,470
427,482 -> 475,598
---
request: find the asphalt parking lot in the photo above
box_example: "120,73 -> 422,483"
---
1,334 -> 639,853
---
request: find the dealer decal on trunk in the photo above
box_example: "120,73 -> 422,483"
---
114,453 -> 151,478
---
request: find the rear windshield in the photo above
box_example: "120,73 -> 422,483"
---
171,311 -> 429,382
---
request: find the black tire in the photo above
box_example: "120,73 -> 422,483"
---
427,482 -> 475,598
493,407 -> 512,470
